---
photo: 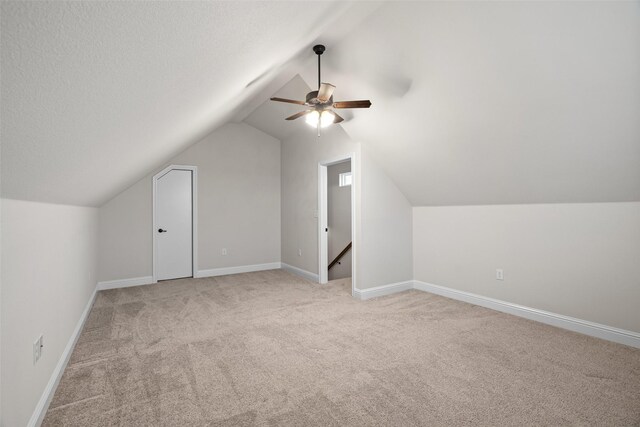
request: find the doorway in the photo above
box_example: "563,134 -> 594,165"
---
327,161 -> 352,281
153,165 -> 198,282
318,154 -> 356,296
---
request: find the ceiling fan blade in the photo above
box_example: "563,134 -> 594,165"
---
285,110 -> 311,121
333,100 -> 372,109
270,97 -> 306,105
333,112 -> 344,123
317,83 -> 336,103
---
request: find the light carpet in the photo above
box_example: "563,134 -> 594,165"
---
43,269 -> 640,426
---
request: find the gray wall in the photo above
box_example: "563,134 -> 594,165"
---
413,202 -> 640,332
280,124 -> 413,290
98,122 -> 281,282
359,150 -> 413,288
280,126 -> 360,277
1,199 -> 98,427
328,161 -> 352,281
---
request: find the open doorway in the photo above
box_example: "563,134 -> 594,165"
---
327,161 -> 352,281
318,154 -> 356,296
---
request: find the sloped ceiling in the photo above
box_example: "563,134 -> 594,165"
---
3,1 -> 639,208
289,1 -> 639,205
243,75 -> 313,142
0,1 -> 377,206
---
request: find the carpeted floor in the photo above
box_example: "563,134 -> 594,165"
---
43,269 -> 640,426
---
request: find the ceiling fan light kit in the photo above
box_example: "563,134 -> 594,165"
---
306,110 -> 336,128
270,44 -> 372,137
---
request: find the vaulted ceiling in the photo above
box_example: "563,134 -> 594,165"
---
0,1 -> 378,206
3,1 -> 639,207
292,1 -> 640,205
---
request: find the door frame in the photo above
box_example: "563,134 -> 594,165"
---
152,164 -> 198,283
318,153 -> 356,296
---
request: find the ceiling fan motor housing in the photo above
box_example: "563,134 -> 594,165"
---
306,91 -> 319,104
306,90 -> 333,106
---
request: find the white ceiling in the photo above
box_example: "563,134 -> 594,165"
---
0,1 -> 376,206
243,75 -> 313,142
3,1 -> 639,207
293,1 -> 640,205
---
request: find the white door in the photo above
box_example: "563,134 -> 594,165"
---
156,169 -> 193,280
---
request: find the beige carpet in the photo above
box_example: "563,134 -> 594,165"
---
43,269 -> 640,426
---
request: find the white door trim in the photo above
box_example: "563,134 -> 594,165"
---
152,164 -> 198,283
318,153 -> 357,296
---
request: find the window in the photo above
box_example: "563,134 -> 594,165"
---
339,172 -> 352,187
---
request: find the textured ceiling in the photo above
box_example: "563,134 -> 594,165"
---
0,1 -> 375,206
292,1 -> 639,205
3,1 -> 639,207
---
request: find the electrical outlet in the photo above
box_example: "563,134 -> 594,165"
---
298,248 -> 302,257
496,269 -> 504,281
33,335 -> 43,364
221,248 -> 227,256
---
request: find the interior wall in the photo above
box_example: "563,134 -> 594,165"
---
1,199 -> 98,427
98,122 -> 281,282
280,125 -> 360,280
413,202 -> 640,333
328,161 -> 352,281
98,175 -> 151,282
359,150 -> 413,289
280,122 -> 412,290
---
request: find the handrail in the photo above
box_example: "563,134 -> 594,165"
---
328,241 -> 352,270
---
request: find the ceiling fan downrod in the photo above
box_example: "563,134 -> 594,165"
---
314,44 -> 325,137
313,44 -> 325,90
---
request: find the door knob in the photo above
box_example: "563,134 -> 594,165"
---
158,229 -> 167,233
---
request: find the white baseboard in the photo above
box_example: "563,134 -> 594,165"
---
348,278 -> 640,348
196,262 -> 282,278
97,276 -> 153,291
281,263 -> 319,282
97,264 -> 284,290
413,280 -> 640,349
354,281 -> 414,300
28,287 -> 98,427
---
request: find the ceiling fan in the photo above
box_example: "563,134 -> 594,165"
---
270,44 -> 371,136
